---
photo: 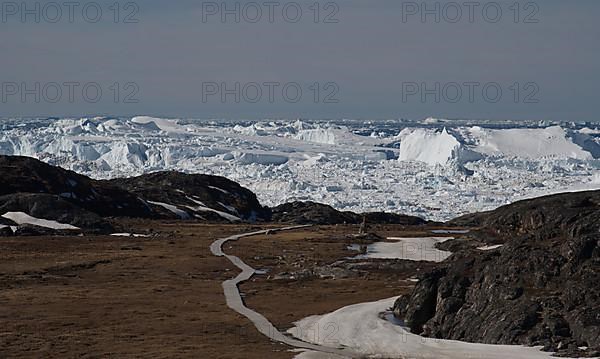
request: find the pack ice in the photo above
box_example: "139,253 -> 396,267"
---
2,116 -> 599,221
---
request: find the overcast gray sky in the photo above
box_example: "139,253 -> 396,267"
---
0,0 -> 598,121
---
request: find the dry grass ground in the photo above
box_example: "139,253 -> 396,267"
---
0,222 -> 447,358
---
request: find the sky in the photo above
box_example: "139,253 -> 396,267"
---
0,0 -> 599,121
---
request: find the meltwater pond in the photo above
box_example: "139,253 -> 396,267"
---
354,237 -> 453,262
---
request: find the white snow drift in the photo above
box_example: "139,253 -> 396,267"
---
289,297 -> 574,359
1,212 -> 80,230
147,200 -> 190,219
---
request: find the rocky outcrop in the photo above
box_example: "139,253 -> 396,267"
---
0,156 -> 270,232
0,155 -> 425,234
0,155 -> 155,218
271,201 -> 357,224
362,212 -> 427,225
450,190 -> 600,237
107,171 -> 270,222
395,190 -> 600,357
271,201 -> 426,225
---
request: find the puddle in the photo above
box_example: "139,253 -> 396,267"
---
382,311 -> 406,327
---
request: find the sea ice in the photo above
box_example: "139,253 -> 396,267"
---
2,117 -> 600,221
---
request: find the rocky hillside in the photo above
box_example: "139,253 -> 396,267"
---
394,190 -> 600,357
0,193 -> 113,234
0,155 -> 426,236
0,155 -> 154,218
107,171 -> 270,222
0,155 -> 270,235
451,190 -> 600,238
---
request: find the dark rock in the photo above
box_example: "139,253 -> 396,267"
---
0,216 -> 17,236
120,245 -> 143,251
403,268 -> 446,334
0,226 -> 14,236
0,155 -> 271,225
396,190 -> 600,354
0,217 -> 17,226
271,201 -> 426,225
393,295 -> 410,318
13,223 -> 77,236
270,201 -> 357,224
0,155 -> 425,234
0,193 -> 113,234
0,155 -> 156,218
362,212 -> 427,225
0,155 -> 269,222
449,190 -> 600,238
434,236 -> 481,252
107,171 -> 269,222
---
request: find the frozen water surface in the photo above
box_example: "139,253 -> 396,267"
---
355,237 -> 453,262
2,117 -> 600,221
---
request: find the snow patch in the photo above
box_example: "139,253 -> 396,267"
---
147,201 -> 190,219
477,244 -> 504,251
186,197 -> 241,222
110,233 -> 150,237
289,297 -> 569,359
1,212 -> 80,230
208,185 -> 230,194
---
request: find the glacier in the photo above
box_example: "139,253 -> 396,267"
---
2,116 -> 600,221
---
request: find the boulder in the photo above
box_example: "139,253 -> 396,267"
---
0,226 -> 13,236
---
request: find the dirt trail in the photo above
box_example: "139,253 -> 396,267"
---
210,226 -> 359,358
